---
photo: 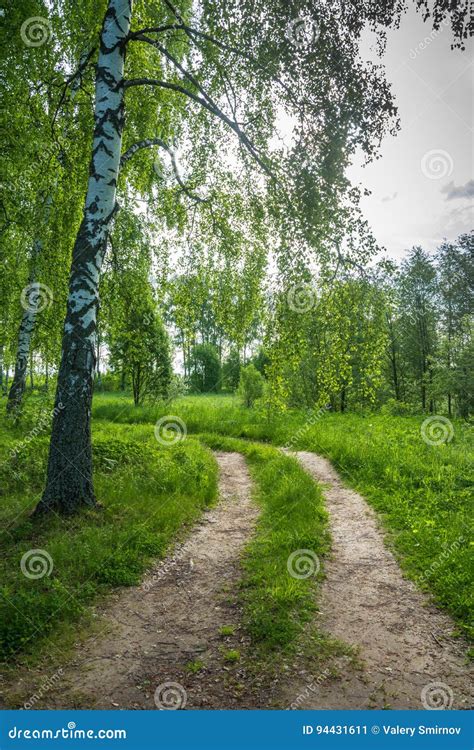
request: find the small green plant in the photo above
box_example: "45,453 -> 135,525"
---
219,625 -> 236,637
185,659 -> 205,674
222,648 -> 240,663
238,364 -> 264,408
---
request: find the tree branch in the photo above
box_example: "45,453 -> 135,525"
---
125,72 -> 274,178
132,0 -> 298,106
120,137 -> 208,203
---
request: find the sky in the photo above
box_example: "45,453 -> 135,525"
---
347,5 -> 473,261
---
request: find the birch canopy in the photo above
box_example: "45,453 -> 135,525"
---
0,0 -> 469,514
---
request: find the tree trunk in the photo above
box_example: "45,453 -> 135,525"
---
387,315 -> 400,400
35,0 -> 131,515
29,351 -> 34,389
6,252 -> 43,413
95,328 -> 102,389
0,344 -> 4,395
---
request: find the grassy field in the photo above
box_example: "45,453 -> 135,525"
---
93,392 -> 474,641
0,390 -> 472,667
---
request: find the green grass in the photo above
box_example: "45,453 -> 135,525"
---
221,648 -> 241,663
0,415 -> 217,660
92,392 -> 473,641
199,434 -> 330,655
219,625 -> 236,636
295,414 -> 473,640
1,389 -> 472,666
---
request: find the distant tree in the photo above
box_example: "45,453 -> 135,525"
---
436,234 -> 474,416
112,305 -> 171,406
222,349 -> 241,391
189,343 -> 221,393
239,364 -> 264,407
397,247 -> 438,411
453,330 -> 474,419
251,348 -> 269,377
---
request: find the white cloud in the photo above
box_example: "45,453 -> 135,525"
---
441,179 -> 474,200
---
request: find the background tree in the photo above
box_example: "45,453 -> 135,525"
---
238,364 -> 264,408
189,343 -> 222,393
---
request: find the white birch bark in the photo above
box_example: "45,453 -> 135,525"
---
37,0 -> 132,513
6,238 -> 46,411
7,49 -> 89,413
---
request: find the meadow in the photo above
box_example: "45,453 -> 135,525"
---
0,391 -> 472,673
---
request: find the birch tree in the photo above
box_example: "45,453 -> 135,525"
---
33,0 -> 470,514
6,52 -> 91,413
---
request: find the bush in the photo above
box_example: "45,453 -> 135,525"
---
238,364 -> 264,408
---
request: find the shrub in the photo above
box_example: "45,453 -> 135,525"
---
238,364 -> 264,408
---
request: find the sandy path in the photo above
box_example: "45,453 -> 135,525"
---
17,452 -> 259,710
281,451 -> 473,710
